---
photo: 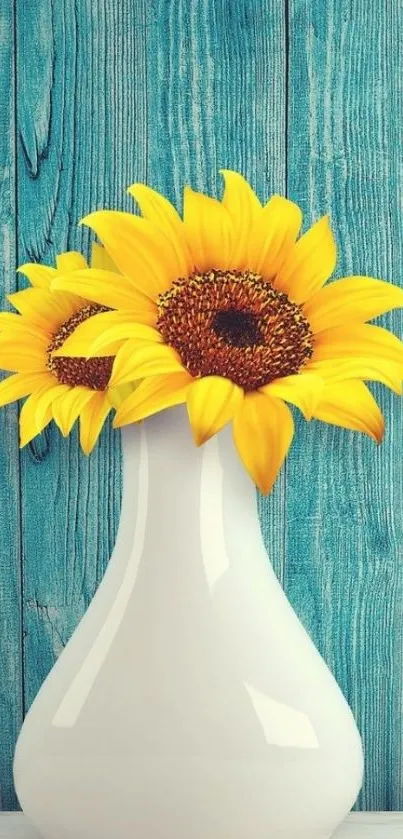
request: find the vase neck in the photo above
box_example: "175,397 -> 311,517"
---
117,406 -> 270,588
121,404 -> 257,524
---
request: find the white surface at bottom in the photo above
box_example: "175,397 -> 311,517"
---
0,813 -> 401,838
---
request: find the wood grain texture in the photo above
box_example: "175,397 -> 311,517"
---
284,0 -> 403,811
15,0 -> 149,709
0,0 -> 402,813
0,1 -> 23,811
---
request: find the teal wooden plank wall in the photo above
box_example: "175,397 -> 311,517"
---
0,0 -> 401,811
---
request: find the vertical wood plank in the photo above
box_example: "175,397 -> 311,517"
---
144,0 -> 287,578
0,1 -> 23,811
16,0 -> 147,711
286,0 -> 403,810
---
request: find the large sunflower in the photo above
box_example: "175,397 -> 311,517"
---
0,246 -> 130,452
52,171 -> 403,492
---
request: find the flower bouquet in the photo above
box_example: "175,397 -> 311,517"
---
5,172 -> 403,839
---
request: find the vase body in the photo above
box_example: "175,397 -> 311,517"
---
14,406 -> 363,839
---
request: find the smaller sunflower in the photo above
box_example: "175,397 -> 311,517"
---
51,171 -> 403,491
0,245 -> 131,452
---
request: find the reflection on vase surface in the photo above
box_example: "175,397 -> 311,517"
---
14,406 -> 363,839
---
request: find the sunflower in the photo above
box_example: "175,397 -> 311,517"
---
0,245 -> 131,452
52,171 -> 403,492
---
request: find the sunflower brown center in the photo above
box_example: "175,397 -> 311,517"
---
157,269 -> 314,390
212,309 -> 264,347
47,304 -> 113,390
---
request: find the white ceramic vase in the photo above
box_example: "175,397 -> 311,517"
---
14,406 -> 363,839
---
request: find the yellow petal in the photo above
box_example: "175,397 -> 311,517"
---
306,357 -> 403,395
81,211 -> 182,296
89,323 -> 163,356
275,215 -> 337,303
107,384 -> 135,410
233,392 -> 294,494
128,183 -> 192,275
19,385 -> 55,446
114,372 -> 192,427
248,196 -> 302,278
219,170 -> 262,269
52,268 -> 159,310
91,242 -> 120,272
183,186 -> 234,271
56,251 -> 88,272
8,287 -> 80,333
0,335 -> 48,372
110,341 -> 185,387
312,380 -> 385,442
187,375 -> 243,445
0,312 -> 26,331
0,371 -> 53,407
0,321 -> 49,345
52,386 -> 95,436
79,391 -> 112,454
260,372 -> 324,420
51,310 -> 157,357
304,276 -> 403,333
312,324 -> 403,369
34,383 -> 71,429
18,264 -> 57,289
